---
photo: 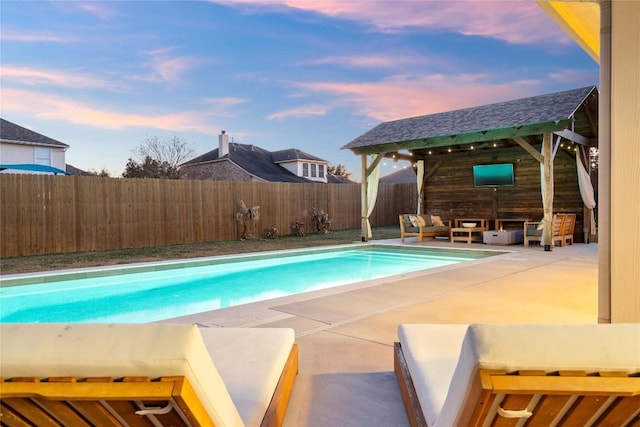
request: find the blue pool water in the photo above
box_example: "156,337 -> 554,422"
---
0,245 -> 497,323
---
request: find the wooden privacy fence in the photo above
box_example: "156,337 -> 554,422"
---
0,175 -> 417,258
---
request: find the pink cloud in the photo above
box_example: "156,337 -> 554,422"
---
303,55 -> 429,69
52,1 -> 119,21
131,49 -> 212,85
212,0 -> 570,45
297,74 -> 539,121
1,66 -> 122,90
267,104 -> 329,120
1,88 -> 238,134
1,30 -> 76,43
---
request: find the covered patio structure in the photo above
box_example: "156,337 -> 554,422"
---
343,85 -> 599,250
344,0 -> 640,325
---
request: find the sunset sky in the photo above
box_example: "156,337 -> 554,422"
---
1,1 -> 598,180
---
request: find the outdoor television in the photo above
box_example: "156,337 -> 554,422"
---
473,163 -> 514,187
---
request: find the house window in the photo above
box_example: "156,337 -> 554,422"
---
319,164 -> 325,178
302,163 -> 309,177
35,147 -> 51,166
311,164 -> 317,177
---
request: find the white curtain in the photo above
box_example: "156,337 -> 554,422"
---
577,147 -> 597,235
416,160 -> 424,214
365,154 -> 381,238
539,135 -> 554,247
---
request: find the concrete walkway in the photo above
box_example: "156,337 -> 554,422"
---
168,239 -> 599,427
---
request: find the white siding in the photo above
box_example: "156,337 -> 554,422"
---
0,143 -> 35,164
51,148 -> 66,169
279,161 -> 299,176
276,159 -> 328,183
0,142 -> 67,173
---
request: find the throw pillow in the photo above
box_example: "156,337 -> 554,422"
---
408,215 -> 419,228
430,215 -> 445,227
416,216 -> 426,227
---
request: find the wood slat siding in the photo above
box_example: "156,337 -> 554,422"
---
0,175 -> 415,257
423,145 -> 585,237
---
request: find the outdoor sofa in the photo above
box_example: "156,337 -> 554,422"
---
0,323 -> 298,427
394,323 -> 640,427
399,214 -> 451,242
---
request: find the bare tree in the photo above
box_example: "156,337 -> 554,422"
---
134,135 -> 195,169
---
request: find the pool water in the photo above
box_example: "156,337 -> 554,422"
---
0,245 -> 498,323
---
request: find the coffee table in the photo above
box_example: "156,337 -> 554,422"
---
450,227 -> 484,244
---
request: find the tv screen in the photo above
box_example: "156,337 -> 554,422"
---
473,163 -> 514,187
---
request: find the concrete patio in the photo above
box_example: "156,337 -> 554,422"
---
168,239 -> 598,427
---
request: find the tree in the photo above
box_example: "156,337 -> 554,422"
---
87,168 -> 111,177
133,135 -> 195,169
327,163 -> 352,178
122,156 -> 180,179
124,135 -> 195,179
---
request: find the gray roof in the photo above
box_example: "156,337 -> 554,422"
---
327,174 -> 357,184
181,143 -> 313,183
272,148 -> 327,163
379,167 -> 416,184
342,86 -> 598,154
0,118 -> 70,148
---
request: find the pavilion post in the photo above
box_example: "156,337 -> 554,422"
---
541,132 -> 554,251
361,155 -> 369,242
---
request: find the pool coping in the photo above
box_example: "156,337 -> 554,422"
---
0,241 -> 509,288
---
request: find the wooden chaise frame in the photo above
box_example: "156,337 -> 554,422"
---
394,342 -> 640,427
0,344 -> 298,427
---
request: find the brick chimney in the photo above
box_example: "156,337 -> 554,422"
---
219,130 -> 229,157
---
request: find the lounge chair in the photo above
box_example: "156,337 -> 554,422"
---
394,323 -> 640,427
523,214 -> 565,247
0,323 -> 298,427
399,214 -> 450,242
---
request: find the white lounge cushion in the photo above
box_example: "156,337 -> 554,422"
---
398,323 -> 468,427
0,323 -> 294,427
399,323 -> 640,427
200,327 -> 295,427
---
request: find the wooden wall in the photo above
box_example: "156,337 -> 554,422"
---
0,175 -> 416,258
423,145 -> 586,239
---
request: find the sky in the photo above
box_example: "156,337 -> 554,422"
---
1,0 -> 598,181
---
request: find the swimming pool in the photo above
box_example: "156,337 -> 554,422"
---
0,245 -> 499,323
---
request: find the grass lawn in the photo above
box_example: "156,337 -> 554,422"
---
0,226 -> 401,275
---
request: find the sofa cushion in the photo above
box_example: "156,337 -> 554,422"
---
430,215 -> 445,227
0,323 -> 245,426
399,323 -> 640,427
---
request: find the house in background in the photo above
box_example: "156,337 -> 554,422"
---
180,131 -> 330,183
379,167 -> 416,184
0,118 -> 69,175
